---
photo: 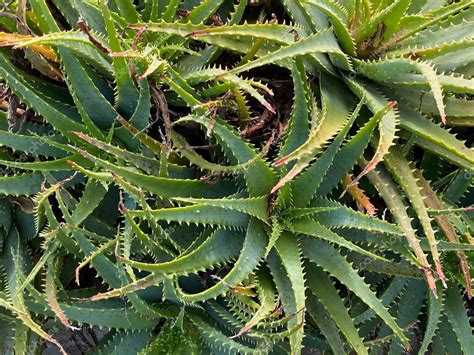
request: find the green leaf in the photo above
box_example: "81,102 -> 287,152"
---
364,164 -> 437,290
397,0 -> 473,43
291,217 -> 389,262
306,263 -> 367,354
188,312 -> 259,354
303,0 -> 356,55
60,51 -> 117,130
140,323 -> 199,355
29,0 -> 60,32
384,147 -> 445,283
0,155 -> 90,171
186,0 -> 225,24
113,0 -> 139,23
291,94 -> 365,205
344,77 -> 399,181
273,233 -> 306,354
306,294 -> 346,355
444,283 -> 474,354
354,58 -> 446,123
0,173 -> 43,196
99,0 -> 139,118
175,115 -> 276,196
274,74 -> 355,192
233,268 -> 277,338
70,179 -> 108,225
354,276 -> 408,325
278,59 -> 311,158
176,219 -> 267,302
0,129 -> 65,158
119,229 -> 244,274
316,101 -> 384,196
73,148 -> 236,198
95,329 -> 151,354
0,52 -> 87,139
419,286 -> 444,354
395,106 -> 474,170
128,204 -> 250,230
303,238 -> 410,347
224,29 -> 350,75
172,196 -> 269,223
305,198 -> 402,235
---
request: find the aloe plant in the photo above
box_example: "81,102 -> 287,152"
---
0,0 -> 472,354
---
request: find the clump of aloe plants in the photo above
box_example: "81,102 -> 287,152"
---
0,0 -> 472,354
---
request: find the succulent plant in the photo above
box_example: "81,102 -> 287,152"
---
0,0 -> 472,354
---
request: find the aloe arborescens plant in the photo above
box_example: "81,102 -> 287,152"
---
0,0 -> 473,354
